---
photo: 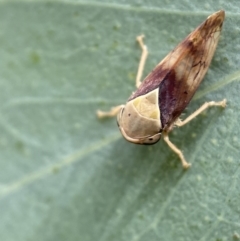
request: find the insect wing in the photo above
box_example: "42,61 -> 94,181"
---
130,10 -> 225,128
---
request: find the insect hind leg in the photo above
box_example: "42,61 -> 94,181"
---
175,99 -> 226,127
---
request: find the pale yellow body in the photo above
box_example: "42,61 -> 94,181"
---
117,88 -> 162,144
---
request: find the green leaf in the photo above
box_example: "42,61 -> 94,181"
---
0,1 -> 239,241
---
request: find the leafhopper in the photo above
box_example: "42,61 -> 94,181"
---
97,10 -> 226,168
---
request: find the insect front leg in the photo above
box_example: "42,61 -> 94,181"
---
175,99 -> 227,127
163,132 -> 191,169
97,105 -> 124,118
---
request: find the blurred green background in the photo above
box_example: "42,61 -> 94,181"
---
0,1 -> 239,241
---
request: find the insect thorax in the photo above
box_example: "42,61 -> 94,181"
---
117,88 -> 162,144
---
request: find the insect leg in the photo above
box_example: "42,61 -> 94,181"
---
96,36 -> 148,119
163,132 -> 191,169
135,35 -> 148,88
97,105 -> 124,118
175,99 -> 226,127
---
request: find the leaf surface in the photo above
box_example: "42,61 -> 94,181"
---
0,1 -> 239,241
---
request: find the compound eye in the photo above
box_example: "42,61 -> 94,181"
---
143,133 -> 161,144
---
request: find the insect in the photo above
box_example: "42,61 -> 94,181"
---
97,10 -> 226,168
